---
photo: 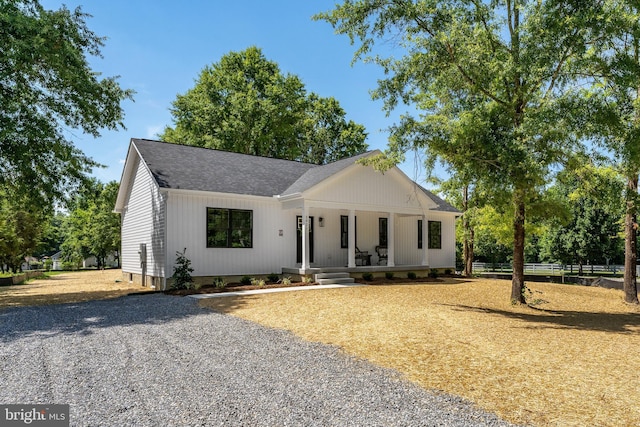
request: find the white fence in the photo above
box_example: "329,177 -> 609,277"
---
472,262 -> 632,275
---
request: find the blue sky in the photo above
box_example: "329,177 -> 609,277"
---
40,0 -> 435,186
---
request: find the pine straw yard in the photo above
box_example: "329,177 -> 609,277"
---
0,269 -> 149,308
200,278 -> 640,427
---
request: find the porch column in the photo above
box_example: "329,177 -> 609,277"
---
348,209 -> 356,268
421,214 -> 429,266
388,212 -> 395,267
301,204 -> 310,270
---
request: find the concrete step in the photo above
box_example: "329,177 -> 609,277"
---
316,277 -> 355,286
315,272 -> 350,280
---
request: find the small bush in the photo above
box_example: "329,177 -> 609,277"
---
385,271 -> 394,280
251,277 -> 266,287
407,271 -> 417,280
240,276 -> 252,286
444,268 -> 453,275
279,276 -> 292,285
362,272 -> 374,281
302,275 -> 313,284
171,248 -> 195,290
213,277 -> 227,289
267,273 -> 280,283
429,269 -> 439,278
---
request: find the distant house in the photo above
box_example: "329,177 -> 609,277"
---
114,139 -> 460,289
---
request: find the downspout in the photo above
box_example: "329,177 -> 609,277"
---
162,192 -> 168,291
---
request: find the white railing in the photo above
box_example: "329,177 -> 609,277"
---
472,262 -> 629,275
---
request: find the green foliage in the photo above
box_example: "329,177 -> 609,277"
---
407,271 -> 417,280
429,269 -> 439,279
161,47 -> 367,165
267,273 -> 279,283
0,0 -> 133,206
170,249 -> 194,290
61,180 -> 121,269
0,187 -> 48,273
250,277 -> 266,287
280,276 -> 292,286
302,275 -> 314,284
317,1 -> 605,302
444,269 -> 453,275
240,276 -> 252,286
362,272 -> 373,281
384,271 -> 394,280
213,277 -> 227,289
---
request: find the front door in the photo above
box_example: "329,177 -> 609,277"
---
296,216 -> 314,263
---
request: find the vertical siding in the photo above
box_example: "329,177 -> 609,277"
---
426,213 -> 457,269
165,193 -> 295,276
121,158 -> 166,277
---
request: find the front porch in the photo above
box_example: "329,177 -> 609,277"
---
282,264 -> 432,277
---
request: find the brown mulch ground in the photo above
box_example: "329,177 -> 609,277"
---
0,269 -> 149,308
199,278 -> 640,427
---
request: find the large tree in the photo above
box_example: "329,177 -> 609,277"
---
317,0 -> 602,303
161,46 -> 368,164
61,180 -> 120,269
578,2 -> 640,303
0,0 -> 133,205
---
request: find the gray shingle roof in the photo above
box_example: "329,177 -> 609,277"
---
132,139 -> 317,197
420,187 -> 461,213
130,138 -> 460,213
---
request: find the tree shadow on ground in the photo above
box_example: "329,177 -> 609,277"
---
0,294 -> 216,344
444,304 -> 640,334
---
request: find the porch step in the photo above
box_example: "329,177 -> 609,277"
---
315,272 -> 355,285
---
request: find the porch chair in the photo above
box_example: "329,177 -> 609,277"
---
355,247 -> 372,266
376,245 -> 388,265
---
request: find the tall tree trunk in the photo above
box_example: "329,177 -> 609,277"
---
462,185 -> 474,277
511,189 -> 526,304
624,175 -> 639,304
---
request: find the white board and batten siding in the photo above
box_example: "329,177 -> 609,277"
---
165,191 -> 296,277
120,157 -> 166,278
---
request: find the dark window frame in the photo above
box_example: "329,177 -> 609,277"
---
340,215 -> 357,248
206,207 -> 253,248
428,220 -> 442,249
379,217 -> 388,247
418,219 -> 423,249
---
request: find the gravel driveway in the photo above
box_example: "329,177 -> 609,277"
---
0,294 -> 516,426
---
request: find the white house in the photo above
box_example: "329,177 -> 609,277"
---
114,139 -> 460,289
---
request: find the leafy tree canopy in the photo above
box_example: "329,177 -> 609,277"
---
161,46 -> 368,164
317,0 -> 606,302
0,0 -> 133,205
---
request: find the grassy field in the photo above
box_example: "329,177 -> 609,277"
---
200,278 -> 640,427
0,269 -> 149,308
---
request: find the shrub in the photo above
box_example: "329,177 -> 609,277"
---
385,271 -> 394,280
251,277 -> 266,287
444,268 -> 453,275
267,273 -> 279,283
407,271 -> 417,280
362,272 -> 374,281
170,248 -> 194,290
280,276 -> 292,285
302,275 -> 313,284
429,269 -> 439,279
213,277 -> 227,289
240,276 -> 252,286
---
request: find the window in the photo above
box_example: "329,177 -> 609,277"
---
428,220 -> 442,249
379,218 -> 388,246
418,219 -> 423,249
340,215 -> 357,248
340,215 -> 348,248
207,208 -> 253,248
